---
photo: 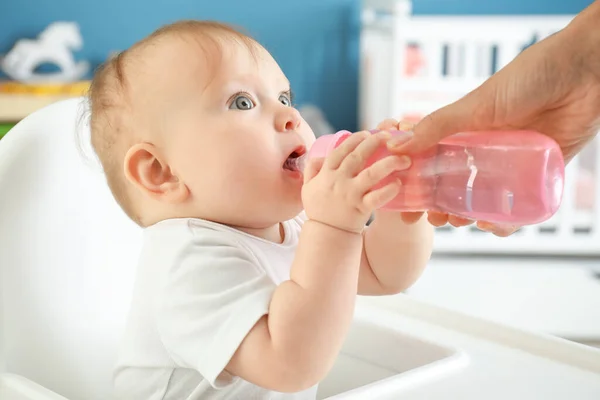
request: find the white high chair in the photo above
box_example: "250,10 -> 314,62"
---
0,98 -> 143,399
1,99 -> 600,400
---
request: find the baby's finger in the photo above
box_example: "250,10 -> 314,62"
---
362,180 -> 401,210
355,155 -> 411,192
339,131 -> 391,176
427,211 -> 449,227
303,157 -> 325,183
325,131 -> 370,170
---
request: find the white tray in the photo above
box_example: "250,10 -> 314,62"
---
3,295 -> 600,399
0,374 -> 67,400
320,295 -> 600,399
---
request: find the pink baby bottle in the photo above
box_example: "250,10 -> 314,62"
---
301,129 -> 565,225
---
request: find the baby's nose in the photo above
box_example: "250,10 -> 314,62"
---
275,107 -> 302,132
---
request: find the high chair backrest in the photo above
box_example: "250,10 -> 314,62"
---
0,98 -> 143,399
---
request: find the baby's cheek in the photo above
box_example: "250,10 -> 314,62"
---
301,129 -> 317,148
222,164 -> 274,203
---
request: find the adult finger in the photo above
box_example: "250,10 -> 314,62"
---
448,215 -> 475,227
376,118 -> 399,131
477,221 -> 520,237
427,211 -> 449,227
389,84 -> 498,154
401,212 -> 424,224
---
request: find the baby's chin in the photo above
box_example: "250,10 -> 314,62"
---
197,196 -> 304,227
212,203 -> 305,241
261,199 -> 305,225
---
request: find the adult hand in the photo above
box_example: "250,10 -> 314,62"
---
393,3 -> 600,162
377,118 -> 476,228
388,1 -> 600,236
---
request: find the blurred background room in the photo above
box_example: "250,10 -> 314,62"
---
1,0 -> 598,349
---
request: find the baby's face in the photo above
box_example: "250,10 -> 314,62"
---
152,37 -> 316,228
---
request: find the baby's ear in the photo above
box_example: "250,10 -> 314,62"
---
123,143 -> 189,203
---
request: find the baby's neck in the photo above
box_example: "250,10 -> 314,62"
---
236,223 -> 285,244
142,202 -> 286,243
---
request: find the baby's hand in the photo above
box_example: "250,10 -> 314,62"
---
302,131 -> 411,233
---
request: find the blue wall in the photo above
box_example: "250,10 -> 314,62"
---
0,0 -> 593,131
413,0 -> 592,15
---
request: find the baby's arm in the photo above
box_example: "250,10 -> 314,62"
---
358,211 -> 433,295
226,221 -> 362,391
225,131 -> 407,392
354,119 -> 433,295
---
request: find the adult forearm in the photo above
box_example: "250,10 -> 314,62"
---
565,0 -> 600,82
572,0 -> 600,34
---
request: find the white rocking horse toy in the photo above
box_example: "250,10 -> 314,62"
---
0,21 -> 90,83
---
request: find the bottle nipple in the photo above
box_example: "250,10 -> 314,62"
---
293,154 -> 307,172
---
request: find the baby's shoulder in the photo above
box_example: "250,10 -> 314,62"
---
142,217 -> 258,261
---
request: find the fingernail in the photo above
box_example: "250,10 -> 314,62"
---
378,130 -> 392,139
397,155 -> 412,168
477,222 -> 493,232
497,225 -> 519,235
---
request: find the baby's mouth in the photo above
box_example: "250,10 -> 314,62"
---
283,146 -> 306,172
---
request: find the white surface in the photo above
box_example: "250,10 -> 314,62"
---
407,256 -> 600,339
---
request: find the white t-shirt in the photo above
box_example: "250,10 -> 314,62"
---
113,214 -> 318,400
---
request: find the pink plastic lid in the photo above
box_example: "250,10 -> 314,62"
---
307,130 -> 354,159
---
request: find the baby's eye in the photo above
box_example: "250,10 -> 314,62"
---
279,93 -> 291,107
230,94 -> 255,110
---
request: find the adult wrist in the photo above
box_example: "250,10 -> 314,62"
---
563,1 -> 600,83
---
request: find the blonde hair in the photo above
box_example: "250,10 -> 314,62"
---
88,20 -> 259,225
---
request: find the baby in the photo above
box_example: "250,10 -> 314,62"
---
88,20 -> 434,399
